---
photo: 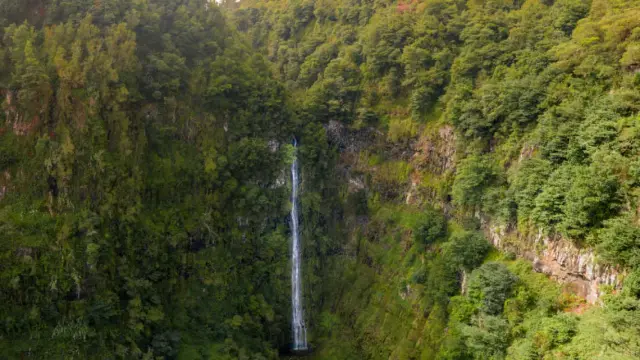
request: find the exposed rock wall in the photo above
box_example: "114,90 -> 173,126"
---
486,224 -> 623,303
406,125 -> 457,206
411,124 -> 456,176
0,171 -> 10,201
325,120 -> 382,153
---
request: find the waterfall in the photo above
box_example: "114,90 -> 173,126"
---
290,140 -> 308,351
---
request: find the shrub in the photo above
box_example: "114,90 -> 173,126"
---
452,155 -> 499,210
462,314 -> 511,359
532,314 -> 578,352
592,217 -> 640,267
412,206 -> 447,245
559,163 -> 621,239
623,270 -> 640,298
509,158 -> 553,223
468,262 -> 518,315
443,231 -> 491,271
531,165 -> 575,231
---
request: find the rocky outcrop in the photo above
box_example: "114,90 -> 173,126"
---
0,171 -> 10,201
325,120 -> 382,153
486,224 -> 623,304
405,125 -> 457,205
348,176 -> 365,193
412,125 -> 456,175
2,89 -> 42,136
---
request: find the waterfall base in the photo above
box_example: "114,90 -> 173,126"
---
279,344 -> 313,357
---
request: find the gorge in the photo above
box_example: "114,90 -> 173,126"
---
1,0 -> 640,359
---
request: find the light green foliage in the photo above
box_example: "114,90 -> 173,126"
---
506,313 -> 578,359
441,258 -> 622,360
624,270 -> 640,298
387,117 -> 418,144
541,294 -> 640,360
531,314 -> 578,352
462,314 -> 511,360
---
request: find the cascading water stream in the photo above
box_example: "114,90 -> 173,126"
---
290,140 -> 308,351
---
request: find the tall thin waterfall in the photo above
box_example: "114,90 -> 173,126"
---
290,140 -> 307,351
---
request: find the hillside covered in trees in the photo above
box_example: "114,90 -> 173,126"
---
1,0 -> 640,359
0,0 -> 306,358
231,0 -> 640,358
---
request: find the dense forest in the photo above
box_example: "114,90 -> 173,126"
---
1,0 -> 640,359
0,0 -> 305,358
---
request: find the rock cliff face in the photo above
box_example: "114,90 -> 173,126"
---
486,224 -> 623,303
406,125 -> 457,206
0,171 -> 9,201
411,125 -> 456,176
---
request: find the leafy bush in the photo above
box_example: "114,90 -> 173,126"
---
508,158 -> 553,223
468,262 -> 518,316
592,217 -> 640,267
452,155 -> 500,210
623,270 -> 640,298
531,165 -> 576,231
462,314 -> 511,360
531,314 -> 578,352
443,231 -> 491,272
412,206 -> 447,245
559,163 -> 621,239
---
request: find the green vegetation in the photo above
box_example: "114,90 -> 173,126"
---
412,206 -> 447,245
228,0 -> 640,358
2,0 -> 640,359
0,1 -> 304,358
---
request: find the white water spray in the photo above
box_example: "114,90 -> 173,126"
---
290,140 -> 307,351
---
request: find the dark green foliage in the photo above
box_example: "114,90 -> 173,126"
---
593,217 -> 640,268
468,262 -> 518,315
3,0 -> 640,358
412,206 -> 447,245
228,0 -> 640,358
559,163 -> 621,239
0,2 -> 299,358
531,165 -> 576,230
509,158 -> 553,223
461,314 -> 511,360
452,155 -> 500,210
443,231 -> 491,271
